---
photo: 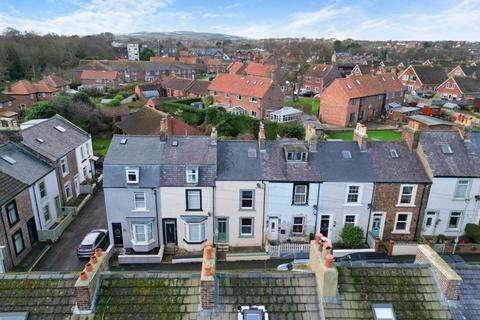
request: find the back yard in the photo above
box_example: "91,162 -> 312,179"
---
284,97 -> 320,115
325,130 -> 402,141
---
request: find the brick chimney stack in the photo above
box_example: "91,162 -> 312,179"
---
159,116 -> 168,141
258,122 -> 266,151
200,240 -> 216,311
308,234 -> 338,299
210,127 -> 217,146
353,123 -> 368,151
402,119 -> 420,151
305,123 -> 318,152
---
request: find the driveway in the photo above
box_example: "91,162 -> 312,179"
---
33,190 -> 107,272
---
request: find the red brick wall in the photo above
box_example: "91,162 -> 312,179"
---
8,93 -> 54,112
437,78 -> 463,100
0,189 -> 34,270
56,150 -> 79,205
371,183 -> 429,242
399,67 -> 424,91
81,78 -> 118,88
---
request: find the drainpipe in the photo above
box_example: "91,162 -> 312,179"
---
314,182 -> 321,236
212,185 -> 215,245
365,183 -> 376,244
261,181 -> 267,248
32,184 -> 43,230
153,188 -> 161,248
0,213 -> 13,271
413,183 -> 428,240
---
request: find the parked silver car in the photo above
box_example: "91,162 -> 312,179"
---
77,229 -> 108,258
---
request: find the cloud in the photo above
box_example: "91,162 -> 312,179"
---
287,5 -> 352,30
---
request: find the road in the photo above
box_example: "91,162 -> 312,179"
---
33,190 -> 107,272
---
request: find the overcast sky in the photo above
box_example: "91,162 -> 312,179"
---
1,0 -> 479,40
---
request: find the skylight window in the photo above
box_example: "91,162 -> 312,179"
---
390,149 -> 399,158
36,138 -> 45,143
346,84 -> 352,90
355,79 -> 361,85
120,138 -> 127,145
372,304 -> 396,320
342,150 -> 352,159
441,143 -> 453,154
54,125 -> 66,133
1,155 -> 16,164
247,148 -> 257,158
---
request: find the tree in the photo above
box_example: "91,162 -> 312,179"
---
333,40 -> 343,52
340,225 -> 365,248
140,48 -> 154,61
25,101 -> 56,120
202,95 -> 213,108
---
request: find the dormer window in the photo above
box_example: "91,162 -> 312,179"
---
126,168 -> 139,184
287,152 -> 307,161
186,166 -> 198,184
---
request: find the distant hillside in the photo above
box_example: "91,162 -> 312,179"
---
114,31 -> 248,43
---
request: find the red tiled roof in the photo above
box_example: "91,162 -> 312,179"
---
322,73 -> 404,100
244,62 -> 276,78
3,80 -> 57,95
207,59 -> 230,66
227,61 -> 247,75
150,57 -> 177,62
43,74 -> 69,88
208,74 -> 273,98
80,70 -> 118,80
305,64 -> 335,78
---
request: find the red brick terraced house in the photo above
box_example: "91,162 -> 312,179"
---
208,74 -> 284,119
2,80 -> 57,112
80,70 -> 120,90
206,59 -> 231,74
319,73 -> 405,127
398,65 -> 448,93
302,64 -> 340,94
437,76 -> 480,101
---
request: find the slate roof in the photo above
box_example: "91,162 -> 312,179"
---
324,264 -> 452,320
369,141 -> 430,183
419,131 -> 480,177
453,77 -> 480,94
412,65 -> 448,85
0,142 -> 54,185
449,264 -> 480,320
316,141 -> 373,182
216,272 -> 320,319
0,273 -> 77,320
0,172 -> 27,206
21,114 -> 90,161
468,132 -> 480,159
94,273 -> 200,320
104,135 -> 164,165
262,140 -> 321,182
217,141 -> 262,181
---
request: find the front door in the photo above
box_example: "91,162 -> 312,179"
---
371,213 -> 383,239
27,218 -> 38,246
216,217 -> 228,242
423,211 -> 438,235
163,219 -> 177,245
348,112 -> 356,127
112,223 -> 123,247
320,215 -> 330,237
267,217 -> 279,241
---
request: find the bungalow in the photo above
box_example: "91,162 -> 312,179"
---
2,80 -> 57,112
302,64 -> 340,94
319,73 -> 404,127
80,70 -> 120,90
398,65 -> 448,93
208,74 -> 284,119
437,76 -> 480,101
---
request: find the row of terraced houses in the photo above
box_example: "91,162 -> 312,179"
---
103,118 -> 480,258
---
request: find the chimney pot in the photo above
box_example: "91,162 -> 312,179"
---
90,256 -> 98,265
85,263 -> 93,272
204,246 -> 213,260
315,233 -> 323,244
80,271 -> 88,281
210,127 -> 217,146
203,263 -> 212,276
258,122 -> 266,150
95,248 -> 103,257
325,254 -> 335,268
353,123 -> 368,151
206,240 -> 213,247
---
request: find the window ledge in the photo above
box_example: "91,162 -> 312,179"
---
239,208 -> 255,211
292,203 -> 308,206
239,235 -> 254,238
344,203 -> 362,206
185,209 -> 203,212
132,209 -> 150,213
396,204 -> 416,208
391,231 -> 410,234
183,238 -> 207,245
131,239 -> 155,246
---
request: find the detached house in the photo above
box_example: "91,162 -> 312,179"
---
0,142 -> 61,234
80,70 -> 120,90
42,74 -> 70,93
2,80 -> 57,112
398,65 -> 448,93
208,74 -> 284,119
402,120 -> 480,238
437,76 -> 480,101
302,64 -> 340,94
21,115 -> 94,205
319,73 -> 404,127
161,75 -> 209,98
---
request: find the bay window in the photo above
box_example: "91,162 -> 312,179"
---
131,223 -> 153,244
184,221 -> 206,243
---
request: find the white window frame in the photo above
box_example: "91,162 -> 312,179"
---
186,190 -> 201,211
239,217 -> 254,237
64,181 -> 73,201
134,192 -> 147,211
343,214 -> 357,227
454,179 -> 470,200
39,181 -> 47,199
60,156 -> 69,176
224,92 -> 230,98
393,212 -> 412,234
42,204 -> 51,224
293,184 -> 308,205
250,97 -> 257,103
292,216 -> 305,234
131,222 -> 154,245
80,145 -> 86,160
345,185 -> 362,205
240,190 -> 254,210
448,211 -> 462,230
126,168 -> 139,184
184,221 -> 206,243
397,184 -> 417,206
186,167 -> 198,184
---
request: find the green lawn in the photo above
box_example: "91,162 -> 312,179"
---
326,130 -> 402,141
92,139 -> 111,158
284,97 -> 320,116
